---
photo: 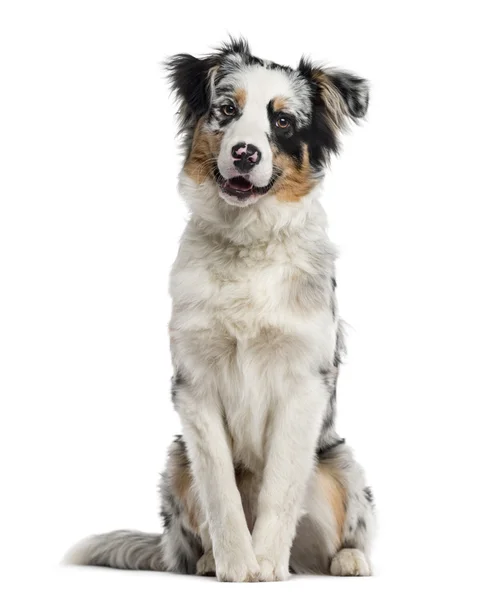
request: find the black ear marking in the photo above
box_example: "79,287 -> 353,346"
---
329,70 -> 369,120
298,57 -> 369,124
297,58 -> 369,167
165,38 -> 256,142
166,53 -> 217,121
166,37 -> 253,120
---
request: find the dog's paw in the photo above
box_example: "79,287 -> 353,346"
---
196,549 -> 216,576
330,549 -> 371,577
215,552 -> 260,582
256,556 -> 290,582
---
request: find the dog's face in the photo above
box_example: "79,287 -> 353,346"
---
168,39 -> 369,207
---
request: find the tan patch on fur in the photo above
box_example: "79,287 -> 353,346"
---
272,144 -> 316,202
184,118 -> 222,185
234,88 -> 247,109
169,449 -> 200,532
317,462 -> 347,546
313,70 -> 347,131
273,96 -> 288,112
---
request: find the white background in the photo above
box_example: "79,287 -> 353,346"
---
1,1 -> 495,598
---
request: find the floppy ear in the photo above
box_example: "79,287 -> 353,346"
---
328,69 -> 369,121
298,58 -> 369,165
166,53 -> 217,129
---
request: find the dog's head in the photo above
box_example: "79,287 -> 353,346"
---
167,38 -> 368,207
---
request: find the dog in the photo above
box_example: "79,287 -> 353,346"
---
65,38 -> 375,582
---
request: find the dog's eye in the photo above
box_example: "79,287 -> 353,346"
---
221,104 -> 237,117
276,116 -> 290,129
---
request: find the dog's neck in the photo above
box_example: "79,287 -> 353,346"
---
178,172 -> 329,247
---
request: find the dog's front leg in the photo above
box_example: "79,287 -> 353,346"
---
177,383 -> 259,582
252,375 -> 327,581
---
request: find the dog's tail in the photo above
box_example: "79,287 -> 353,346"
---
63,530 -> 165,571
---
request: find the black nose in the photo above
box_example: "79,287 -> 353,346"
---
231,142 -> 262,173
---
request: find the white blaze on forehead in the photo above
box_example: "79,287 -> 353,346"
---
221,64 -> 312,127
215,64 -> 311,188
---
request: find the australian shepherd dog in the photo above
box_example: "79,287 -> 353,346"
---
66,38 -> 375,582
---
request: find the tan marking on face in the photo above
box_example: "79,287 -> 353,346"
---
272,144 -> 316,202
317,461 -> 347,546
273,96 -> 288,112
234,88 -> 247,109
183,118 -> 222,185
169,447 -> 200,532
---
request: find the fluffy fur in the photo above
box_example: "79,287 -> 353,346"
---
65,38 -> 375,582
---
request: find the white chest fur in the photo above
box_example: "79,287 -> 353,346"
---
169,204 -> 336,470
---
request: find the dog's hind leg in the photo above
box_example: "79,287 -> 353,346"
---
290,441 -> 375,576
159,435 -> 209,574
65,436 -> 205,573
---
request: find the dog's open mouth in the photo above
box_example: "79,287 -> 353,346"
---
222,176 -> 254,198
215,169 -> 278,202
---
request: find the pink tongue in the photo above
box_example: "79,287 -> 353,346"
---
227,176 -> 253,191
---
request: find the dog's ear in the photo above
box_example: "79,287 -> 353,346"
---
166,53 -> 218,129
329,69 -> 369,121
298,58 -> 369,164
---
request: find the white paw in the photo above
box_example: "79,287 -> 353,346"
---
196,549 -> 216,576
330,549 -> 371,577
215,551 -> 260,582
256,556 -> 290,582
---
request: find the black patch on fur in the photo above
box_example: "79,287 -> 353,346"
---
321,400 -> 335,432
166,37 -> 255,140
297,59 -> 368,169
333,321 -> 346,368
317,437 -> 346,458
330,294 -> 336,320
330,71 -> 369,119
215,84 -> 234,96
171,370 -> 187,407
174,433 -> 186,447
175,526 -> 203,574
317,351 -> 341,447
319,364 -> 333,390
160,510 -> 173,529
216,113 -> 242,129
364,486 -> 374,505
165,489 -> 181,518
250,56 -> 265,67
174,550 -> 197,575
267,100 -> 304,165
181,525 -> 198,546
217,36 -> 251,57
297,59 -> 340,168
166,54 -> 217,123
357,517 -> 367,531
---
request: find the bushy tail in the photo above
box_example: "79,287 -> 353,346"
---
64,530 -> 165,571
